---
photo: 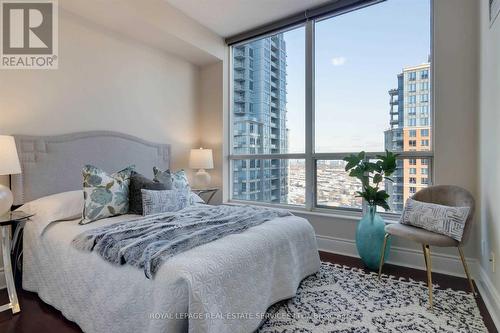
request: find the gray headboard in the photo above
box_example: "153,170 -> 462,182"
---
11,131 -> 170,205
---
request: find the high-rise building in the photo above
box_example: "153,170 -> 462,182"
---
232,34 -> 288,203
385,63 -> 431,212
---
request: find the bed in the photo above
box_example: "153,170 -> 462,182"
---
12,131 -> 321,333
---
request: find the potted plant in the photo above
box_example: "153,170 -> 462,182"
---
343,150 -> 398,270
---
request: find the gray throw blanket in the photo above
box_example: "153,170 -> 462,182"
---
72,204 -> 291,278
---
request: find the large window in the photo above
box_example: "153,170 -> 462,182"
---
229,0 -> 432,215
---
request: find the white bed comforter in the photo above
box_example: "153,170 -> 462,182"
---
22,211 -> 320,333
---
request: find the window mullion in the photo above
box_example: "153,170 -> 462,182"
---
305,20 -> 315,211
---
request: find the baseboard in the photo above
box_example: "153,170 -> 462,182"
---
476,266 -> 500,330
316,234 -> 478,278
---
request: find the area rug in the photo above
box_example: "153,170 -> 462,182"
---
258,262 -> 487,333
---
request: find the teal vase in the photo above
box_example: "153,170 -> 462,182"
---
355,205 -> 390,270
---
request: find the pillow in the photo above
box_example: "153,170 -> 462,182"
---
171,170 -> 190,190
20,190 -> 84,222
152,167 -> 173,188
153,167 -> 190,191
400,198 -> 470,241
81,165 -> 134,224
141,189 -> 191,216
129,171 -> 169,215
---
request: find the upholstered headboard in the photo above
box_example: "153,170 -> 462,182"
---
11,131 -> 170,205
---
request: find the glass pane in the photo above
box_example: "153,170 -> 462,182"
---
316,160 -> 362,209
386,158 -> 431,213
315,0 -> 431,153
232,159 -> 305,206
232,26 -> 305,155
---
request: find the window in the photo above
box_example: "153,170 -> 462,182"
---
420,117 -> 429,126
421,168 -> 429,175
229,0 -> 432,214
421,139 -> 429,146
420,129 -> 429,137
409,187 -> 417,194
419,105 -> 429,115
421,178 -> 429,185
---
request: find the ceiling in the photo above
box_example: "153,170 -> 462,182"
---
165,0 -> 333,38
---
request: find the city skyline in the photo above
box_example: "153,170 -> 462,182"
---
231,0 -> 431,210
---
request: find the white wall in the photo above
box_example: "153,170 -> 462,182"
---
479,0 -> 500,325
0,11 -> 201,171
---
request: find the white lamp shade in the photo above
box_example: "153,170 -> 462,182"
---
0,135 -> 21,175
189,148 -> 213,170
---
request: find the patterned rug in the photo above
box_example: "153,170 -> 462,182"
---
258,262 -> 487,333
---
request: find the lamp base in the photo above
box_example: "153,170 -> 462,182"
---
0,184 -> 13,216
194,169 -> 211,188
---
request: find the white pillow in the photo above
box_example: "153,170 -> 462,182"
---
19,190 -> 84,223
400,198 -> 470,241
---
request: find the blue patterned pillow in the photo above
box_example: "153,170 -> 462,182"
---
153,168 -> 190,191
141,189 -> 191,216
81,165 -> 134,224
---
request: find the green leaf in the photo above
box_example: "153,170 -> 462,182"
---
373,174 -> 383,184
343,154 -> 361,171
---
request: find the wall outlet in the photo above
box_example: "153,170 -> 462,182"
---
490,252 -> 496,273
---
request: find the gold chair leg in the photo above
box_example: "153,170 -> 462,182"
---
422,244 -> 433,310
378,233 -> 391,279
458,246 -> 477,296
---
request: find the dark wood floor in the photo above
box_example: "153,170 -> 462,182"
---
0,251 -> 497,333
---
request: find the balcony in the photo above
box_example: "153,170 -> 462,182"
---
234,83 -> 245,92
234,60 -> 245,69
234,95 -> 247,103
234,48 -> 245,58
234,72 -> 245,81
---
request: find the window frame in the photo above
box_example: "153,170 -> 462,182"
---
228,3 -> 434,218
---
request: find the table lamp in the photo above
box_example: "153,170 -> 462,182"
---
0,135 -> 21,215
189,148 -> 213,188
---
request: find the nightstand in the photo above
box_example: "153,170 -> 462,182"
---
192,188 -> 219,204
0,211 -> 34,314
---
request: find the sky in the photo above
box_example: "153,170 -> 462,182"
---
283,0 -> 431,153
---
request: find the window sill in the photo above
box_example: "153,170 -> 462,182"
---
225,200 -> 401,223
